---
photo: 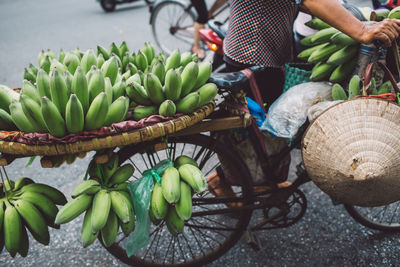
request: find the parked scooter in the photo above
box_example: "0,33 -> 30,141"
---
98,0 -> 154,12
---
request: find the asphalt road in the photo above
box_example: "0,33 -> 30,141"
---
1,0 -> 400,266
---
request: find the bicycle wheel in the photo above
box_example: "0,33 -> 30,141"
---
100,0 -> 116,12
150,0 -> 196,54
344,201 -> 400,232
103,134 -> 254,266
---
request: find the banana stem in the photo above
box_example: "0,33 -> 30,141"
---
0,167 -> 8,199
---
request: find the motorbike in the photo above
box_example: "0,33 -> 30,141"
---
98,0 -> 154,12
199,20 -> 227,72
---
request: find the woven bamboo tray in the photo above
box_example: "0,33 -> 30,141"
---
302,98 -> 400,207
0,102 -> 215,157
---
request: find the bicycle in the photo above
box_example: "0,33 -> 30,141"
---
100,66 -> 400,266
149,0 -> 230,55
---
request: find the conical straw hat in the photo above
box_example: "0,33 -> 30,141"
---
302,98 -> 400,207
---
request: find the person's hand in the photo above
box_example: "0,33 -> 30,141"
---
359,19 -> 400,46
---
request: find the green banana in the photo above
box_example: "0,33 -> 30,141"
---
109,42 -> 121,59
308,43 -> 343,63
91,189 -> 111,233
310,63 -> 335,81
104,96 -> 128,126
85,92 -> 109,131
24,68 -> 36,83
195,82 -> 218,107
119,196 -> 135,236
128,62 -> 138,76
97,53 -> 105,69
126,82 -> 152,105
161,166 -> 180,204
58,49 -> 66,63
19,183 -> 67,205
101,153 -> 119,183
88,68 -> 106,103
71,180 -> 100,198
36,69 -> 52,99
63,52 -> 80,75
0,109 -> 17,130
165,207 -> 184,236
135,50 -> 148,72
329,59 -> 357,83
149,206 -> 162,226
0,85 -> 19,113
20,94 -> 47,132
50,68 -> 69,117
305,18 -> 330,30
348,75 -> 361,100
310,27 -> 340,45
330,31 -> 358,46
331,83 -> 347,100
178,164 -> 206,193
174,155 -> 198,168
10,102 -> 37,133
13,199 -> 50,245
193,61 -> 212,89
299,34 -> 315,47
40,55 -> 51,74
132,105 -> 157,121
55,194 -> 92,225
100,210 -> 118,247
377,80 -> 392,95
175,181 -> 192,220
104,77 -> 113,106
14,177 -> 35,191
180,52 -> 193,67
165,49 -> 181,71
120,41 -> 130,58
176,92 -> 200,114
368,77 -> 378,95
4,201 -> 22,257
327,45 -> 359,66
81,206 -> 98,248
21,79 -> 40,104
126,72 -> 142,85
97,45 -> 110,61
50,58 -> 66,73
101,56 -> 119,86
15,191 -> 58,222
18,221 -> 29,257
297,43 -> 329,61
375,8 -> 390,21
64,71 -> 73,97
112,77 -> 126,101
71,66 -> 90,114
180,61 -> 199,96
150,182 -> 168,220
40,96 -> 66,137
152,60 -> 166,84
110,191 -> 131,224
3,180 -> 15,192
158,100 -> 176,117
144,73 -> 164,104
65,93 -> 85,134
164,68 -> 182,101
81,49 -> 98,74
108,164 -> 134,186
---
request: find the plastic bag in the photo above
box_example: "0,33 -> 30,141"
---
260,82 -> 333,139
246,97 -> 266,126
307,100 -> 344,122
125,159 -> 174,257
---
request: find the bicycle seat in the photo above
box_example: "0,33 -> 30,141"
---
207,20 -> 228,40
208,66 -> 266,93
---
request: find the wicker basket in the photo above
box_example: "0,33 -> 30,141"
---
0,102 -> 215,156
302,98 -> 400,207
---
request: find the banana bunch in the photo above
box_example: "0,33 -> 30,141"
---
149,155 -> 206,236
125,48 -> 218,120
9,56 -> 129,135
55,153 -> 135,248
298,20 -> 360,83
0,177 -> 67,257
0,85 -> 20,131
331,75 -> 393,101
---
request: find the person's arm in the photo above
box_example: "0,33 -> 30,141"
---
302,0 -> 400,46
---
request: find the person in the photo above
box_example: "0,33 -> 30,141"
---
190,0 -> 227,59
208,0 -> 400,197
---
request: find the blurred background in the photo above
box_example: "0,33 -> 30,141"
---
1,0 -> 399,266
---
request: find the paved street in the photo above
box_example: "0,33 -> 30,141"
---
1,0 -> 400,266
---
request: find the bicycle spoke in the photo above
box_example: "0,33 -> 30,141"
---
163,235 -> 174,264
191,217 -> 228,238
140,153 -> 150,170
172,237 -> 176,263
182,232 -> 196,259
190,221 -> 218,251
143,227 -> 161,260
129,158 -> 143,175
177,236 -> 186,262
188,225 -> 206,257
389,204 -> 400,224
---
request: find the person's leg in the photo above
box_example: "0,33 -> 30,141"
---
191,0 -> 208,59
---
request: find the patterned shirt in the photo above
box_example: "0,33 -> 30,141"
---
224,0 -> 302,68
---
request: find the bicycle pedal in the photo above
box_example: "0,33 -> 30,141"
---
245,229 -> 261,251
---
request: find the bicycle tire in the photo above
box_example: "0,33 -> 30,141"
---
344,201 -> 400,232
102,134 -> 254,266
150,0 -> 196,55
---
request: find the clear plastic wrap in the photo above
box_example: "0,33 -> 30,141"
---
307,100 -> 344,122
260,82 -> 333,138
